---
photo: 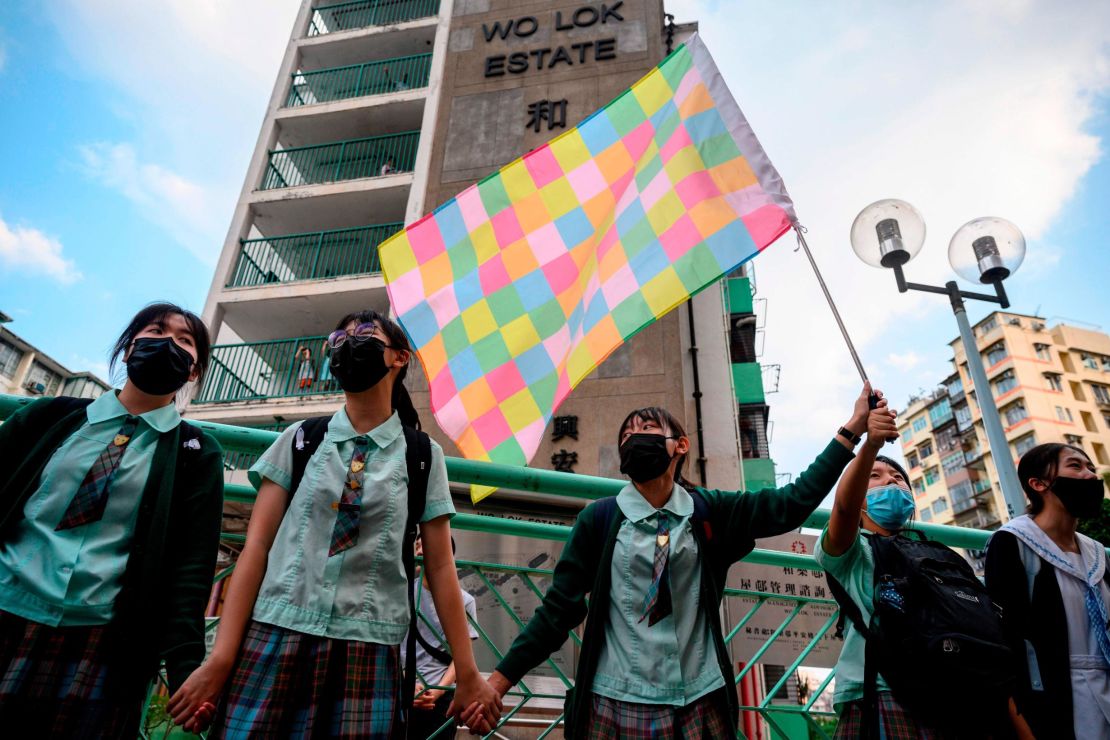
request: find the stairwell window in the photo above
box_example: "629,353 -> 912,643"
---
1092,384 -> 1110,405
985,342 -> 1007,366
1003,401 -> 1028,427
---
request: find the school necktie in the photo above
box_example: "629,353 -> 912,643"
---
329,439 -> 369,556
639,516 -> 673,626
56,415 -> 140,531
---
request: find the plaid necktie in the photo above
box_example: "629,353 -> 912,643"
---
56,415 -> 140,531
329,439 -> 369,556
639,516 -> 673,626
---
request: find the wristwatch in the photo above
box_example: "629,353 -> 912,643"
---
837,426 -> 862,446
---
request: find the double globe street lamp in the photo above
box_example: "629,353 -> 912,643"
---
850,199 -> 1028,522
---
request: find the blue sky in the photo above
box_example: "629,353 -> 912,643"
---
2,0 -> 1109,480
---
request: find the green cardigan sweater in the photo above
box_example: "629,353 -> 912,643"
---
496,440 -> 854,737
0,397 -> 225,694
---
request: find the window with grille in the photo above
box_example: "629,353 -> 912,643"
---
1013,433 -> 1037,457
985,342 -> 1007,366
0,340 -> 22,378
1003,401 -> 1028,427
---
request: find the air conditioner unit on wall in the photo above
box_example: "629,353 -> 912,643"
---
23,380 -> 45,395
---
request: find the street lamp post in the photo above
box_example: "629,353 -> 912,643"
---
850,200 -> 1028,522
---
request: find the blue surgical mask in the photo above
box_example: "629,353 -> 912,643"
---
865,484 -> 915,530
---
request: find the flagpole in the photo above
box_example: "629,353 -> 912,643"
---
793,226 -> 869,384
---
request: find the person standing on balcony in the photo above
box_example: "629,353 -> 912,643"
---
381,159 -> 396,176
475,384 -> 879,738
295,345 -> 315,392
0,303 -> 223,737
169,310 -> 502,738
319,338 -> 335,391
986,443 -> 1110,740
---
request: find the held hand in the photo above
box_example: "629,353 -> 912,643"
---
167,657 -> 232,732
448,673 -> 503,734
864,395 -> 898,449
845,381 -> 873,437
413,684 -> 443,711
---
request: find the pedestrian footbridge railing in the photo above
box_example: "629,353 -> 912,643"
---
0,396 -> 1000,739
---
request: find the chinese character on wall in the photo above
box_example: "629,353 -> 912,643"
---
526,99 -> 568,133
552,415 -> 579,442
551,448 -> 578,472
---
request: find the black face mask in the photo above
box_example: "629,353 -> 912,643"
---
619,433 -> 676,483
1051,476 -> 1105,519
329,336 -> 392,393
126,337 -> 194,396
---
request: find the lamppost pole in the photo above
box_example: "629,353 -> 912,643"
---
851,201 -> 1029,525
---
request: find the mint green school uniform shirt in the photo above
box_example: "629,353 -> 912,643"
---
592,483 -> 726,705
814,528 -> 890,712
0,390 -> 181,626
249,409 -> 455,645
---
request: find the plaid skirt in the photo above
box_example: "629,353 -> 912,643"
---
586,689 -> 730,739
835,692 -> 942,739
0,611 -> 143,739
211,620 -> 402,739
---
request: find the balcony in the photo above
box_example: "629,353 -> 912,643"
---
195,335 -> 341,405
226,223 -> 399,288
308,0 -> 440,37
261,131 -> 420,190
287,53 -> 432,107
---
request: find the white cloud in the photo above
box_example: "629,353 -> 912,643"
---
0,215 -> 82,284
669,0 -> 1110,476
78,142 -> 225,265
886,352 -> 923,373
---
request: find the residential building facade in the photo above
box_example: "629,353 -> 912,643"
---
1,315 -> 109,401
898,312 -> 1110,532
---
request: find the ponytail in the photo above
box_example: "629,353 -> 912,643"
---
392,381 -> 421,431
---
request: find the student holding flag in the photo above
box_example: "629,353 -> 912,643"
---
473,384 -> 886,738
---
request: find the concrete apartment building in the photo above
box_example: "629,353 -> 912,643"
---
898,311 -> 1110,533
0,312 -> 109,401
192,0 -> 779,516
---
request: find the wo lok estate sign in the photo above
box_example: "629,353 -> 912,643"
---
482,2 -> 625,77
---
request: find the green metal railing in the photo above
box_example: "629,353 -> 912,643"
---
226,224 -> 400,288
287,54 -> 432,107
0,394 -> 1035,739
308,0 -> 440,36
261,131 -> 419,190
194,336 -> 341,405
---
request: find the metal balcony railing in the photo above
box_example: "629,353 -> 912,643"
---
261,131 -> 419,190
286,53 -> 432,107
193,335 -> 341,404
226,224 -> 399,288
307,0 -> 440,36
0,393 -> 1067,740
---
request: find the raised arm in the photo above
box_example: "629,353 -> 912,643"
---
824,395 -> 897,556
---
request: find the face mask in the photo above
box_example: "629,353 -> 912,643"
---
329,336 -> 391,393
1051,476 -> 1105,519
865,484 -> 915,531
126,337 -> 194,396
619,433 -> 676,483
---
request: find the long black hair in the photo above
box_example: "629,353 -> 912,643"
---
109,302 -> 211,385
333,310 -> 420,430
1017,442 -> 1091,515
617,406 -> 691,489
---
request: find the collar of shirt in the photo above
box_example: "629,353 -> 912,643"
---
327,407 -> 402,449
616,482 -> 693,523
87,390 -> 181,433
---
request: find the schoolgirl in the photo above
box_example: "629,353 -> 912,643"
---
986,443 -> 1110,739
478,385 -> 876,738
0,302 -> 223,737
170,310 -> 501,737
815,399 -> 933,737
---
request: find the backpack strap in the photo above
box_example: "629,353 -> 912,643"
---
414,618 -> 454,667
288,416 -> 330,496
401,426 -> 432,718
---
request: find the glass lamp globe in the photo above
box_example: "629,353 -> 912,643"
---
850,199 -> 926,268
948,217 -> 1025,284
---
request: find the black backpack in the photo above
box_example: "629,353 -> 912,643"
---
288,416 -> 433,723
826,531 -> 1015,737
